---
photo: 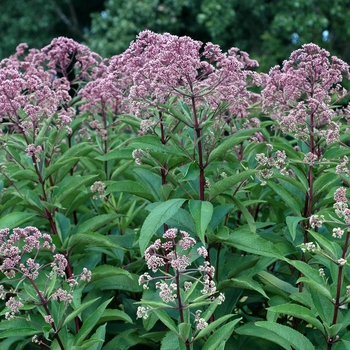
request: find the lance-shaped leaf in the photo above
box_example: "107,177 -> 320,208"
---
232,197 -> 256,233
76,214 -> 120,234
268,304 -> 324,332
130,135 -> 187,156
235,322 -> 291,350
189,200 -> 213,244
66,232 -> 124,251
267,180 -> 302,216
219,276 -> 269,299
255,321 -> 314,350
286,216 -> 305,240
139,198 -> 186,254
217,228 -> 285,259
202,319 -> 241,350
152,309 -> 179,335
209,169 -> 257,199
194,314 -> 236,341
208,128 -> 258,163
0,212 -> 36,230
74,298 -> 112,346
106,180 -> 155,201
160,331 -> 182,350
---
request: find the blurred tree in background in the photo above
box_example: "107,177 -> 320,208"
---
0,0 -> 105,59
1,0 -> 350,71
85,0 -> 350,71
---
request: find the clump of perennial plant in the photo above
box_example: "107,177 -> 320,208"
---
137,228 -> 232,349
0,226 -> 91,348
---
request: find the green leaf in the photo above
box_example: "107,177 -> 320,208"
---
75,338 -> 105,350
91,265 -> 132,281
188,200 -> 213,244
208,204 -> 234,230
139,199 -> 186,254
130,135 -> 187,157
194,314 -> 236,341
44,157 -> 79,180
235,322 -> 291,349
202,319 -> 241,350
219,276 -> 269,299
76,214 -> 120,234
164,208 -> 195,235
135,300 -> 172,309
79,323 -> 106,350
267,180 -> 302,216
0,328 -> 39,339
286,216 -> 305,240
208,129 -> 258,162
217,228 -> 285,259
180,161 -> 200,181
133,168 -> 162,201
160,331 -> 181,350
12,169 -> 38,182
66,232 -> 123,251
178,323 -> 191,343
209,169 -> 257,199
313,172 -> 338,196
285,259 -> 325,285
158,103 -> 192,126
55,212 -> 71,244
268,304 -> 324,332
152,309 -> 179,335
255,321 -> 315,350
73,298 -> 112,346
309,288 -> 334,325
257,271 -> 298,295
232,197 -> 256,232
90,272 -> 142,292
106,180 -> 154,201
96,149 -> 134,161
56,175 -> 97,204
62,298 -> 100,328
100,309 -> 133,324
308,230 -> 337,256
297,277 -> 332,300
0,212 -> 36,229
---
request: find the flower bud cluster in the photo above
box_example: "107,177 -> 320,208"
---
90,181 -> 106,200
0,227 -> 92,321
333,187 -> 350,225
255,148 -> 288,185
137,228 -> 225,332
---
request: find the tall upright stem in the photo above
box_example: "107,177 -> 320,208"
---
175,269 -> 191,350
191,96 -> 205,201
28,278 -> 65,350
328,230 -> 350,350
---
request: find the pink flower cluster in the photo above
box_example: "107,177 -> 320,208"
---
104,30 -> 261,120
262,43 -> 350,144
0,37 -> 101,138
0,226 -> 92,320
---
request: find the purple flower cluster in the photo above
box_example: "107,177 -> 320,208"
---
262,43 -> 350,144
0,37 -> 101,140
93,30 -> 262,123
